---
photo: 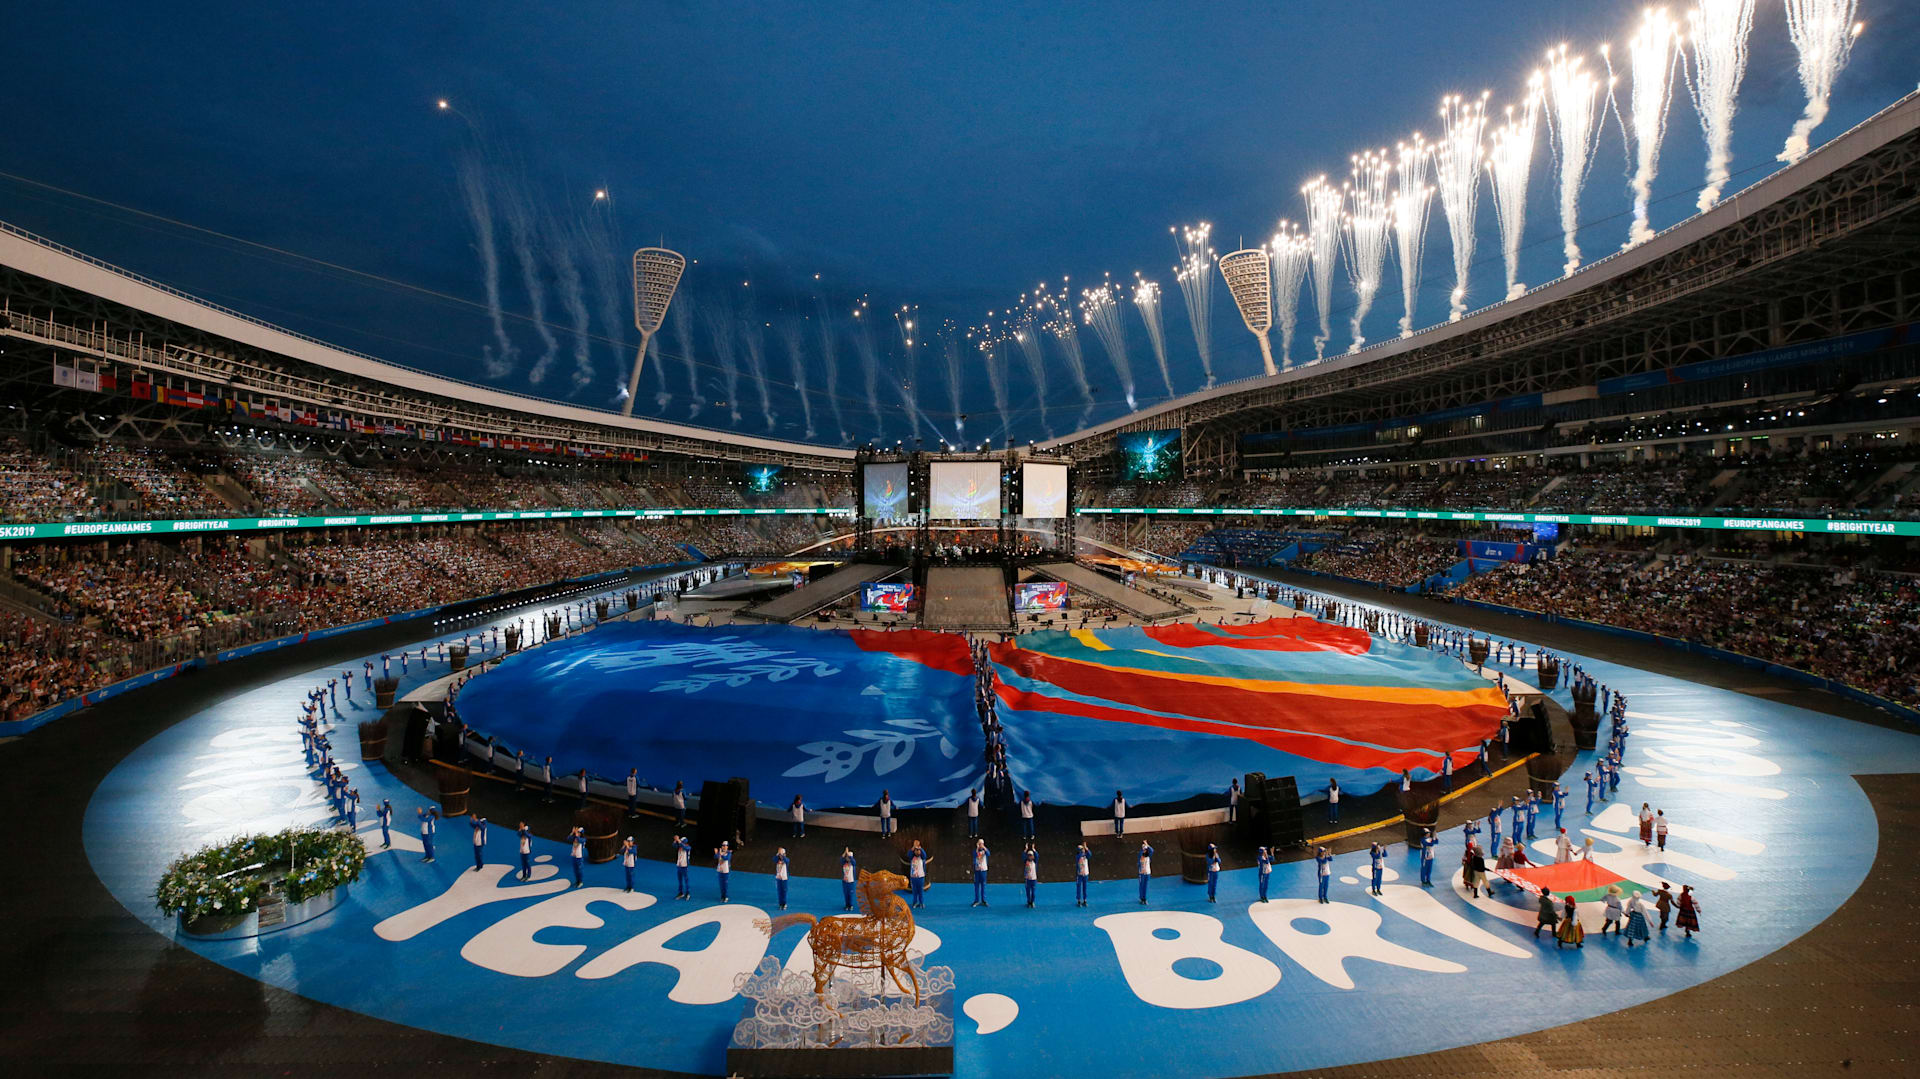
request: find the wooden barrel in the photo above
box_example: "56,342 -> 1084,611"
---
1403,801 -> 1440,846
434,763 -> 470,817
448,644 -> 469,672
575,806 -> 621,863
357,719 -> 387,762
1414,624 -> 1430,648
545,615 -> 562,639
595,599 -> 610,620
1323,600 -> 1340,622
374,676 -> 399,710
1469,638 -> 1490,667
1536,659 -> 1560,690
505,627 -> 522,653
1179,848 -> 1210,884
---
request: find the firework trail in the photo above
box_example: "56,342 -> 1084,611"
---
939,322 -> 965,439
849,297 -> 883,436
1543,44 -> 1607,276
668,293 -> 700,419
580,200 -> 643,403
892,304 -> 922,432
702,302 -> 742,424
455,156 -> 515,378
1131,275 -> 1175,397
1172,224 -> 1217,386
1303,178 -> 1343,359
1606,9 -> 1684,249
500,184 -> 559,385
1342,151 -> 1393,353
737,300 -> 775,431
1486,73 -> 1545,301
1269,221 -> 1311,366
1081,277 -> 1135,410
778,318 -> 816,438
813,295 -> 847,442
1685,0 -> 1756,211
971,323 -> 1011,437
1038,285 -> 1093,427
1781,0 -> 1863,164
1435,92 -> 1488,322
1012,301 -> 1051,435
1391,136 -> 1434,338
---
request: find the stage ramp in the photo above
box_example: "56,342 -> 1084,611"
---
923,566 -> 1012,632
736,562 -> 904,623
1031,561 -> 1190,622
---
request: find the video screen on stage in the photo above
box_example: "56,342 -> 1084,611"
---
1021,461 -> 1069,519
744,465 -> 782,494
1117,429 -> 1182,482
862,462 -> 911,518
859,582 -> 918,612
927,461 -> 1001,518
1014,582 -> 1069,610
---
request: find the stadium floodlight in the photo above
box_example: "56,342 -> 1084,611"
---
623,247 -> 688,417
1218,247 -> 1277,376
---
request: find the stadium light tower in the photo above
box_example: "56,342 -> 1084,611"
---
623,247 -> 688,417
1218,247 -> 1277,376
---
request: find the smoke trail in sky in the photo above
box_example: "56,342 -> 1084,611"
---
849,297 -> 882,437
668,293 -> 700,419
737,301 -> 775,431
1172,224 -> 1216,386
1486,73 -> 1544,301
1543,45 -> 1606,276
1435,92 -> 1488,322
1037,285 -> 1092,427
1391,136 -> 1434,338
455,157 -> 515,378
972,326 -> 1010,439
1685,0 -> 1756,211
891,304 -> 922,433
1607,9 -> 1683,249
777,319 -> 816,439
1269,222 -> 1310,366
547,222 -> 593,392
701,303 -> 741,424
1013,302 -> 1051,436
1301,178 -> 1343,360
580,203 -> 642,404
501,185 -> 558,385
940,322 -> 965,440
1342,150 -> 1393,353
1131,275 -> 1174,398
812,296 -> 846,442
1780,0 -> 1863,164
1080,278 -> 1134,410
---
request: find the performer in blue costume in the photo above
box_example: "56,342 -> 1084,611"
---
1256,846 -> 1272,902
1420,827 -> 1436,886
841,848 -> 858,911
1368,842 -> 1386,896
971,840 -> 990,907
1315,846 -> 1333,903
1205,843 -> 1222,903
672,835 -> 692,900
1075,843 -> 1091,907
908,841 -> 928,909
773,848 -> 789,910
1023,844 -> 1038,908
1136,842 -> 1154,904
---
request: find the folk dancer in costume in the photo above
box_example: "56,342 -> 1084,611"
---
1534,887 -> 1558,938
713,840 -> 731,902
1622,891 -> 1653,946
1136,841 -> 1154,904
1555,827 -> 1573,863
907,841 -> 928,908
1555,894 -> 1585,949
1112,790 -> 1127,835
418,808 -> 437,862
673,835 -> 692,900
1325,779 -> 1340,822
877,790 -> 894,838
1462,843 -> 1487,898
967,788 -> 981,837
1655,810 -> 1670,851
841,848 -> 858,911
1256,846 -> 1272,901
1419,828 -> 1436,886
773,848 -> 789,910
1639,802 -> 1655,847
1075,843 -> 1092,906
971,840 -> 990,907
1654,881 -> 1674,930
1367,843 -> 1385,896
624,837 -> 640,893
1315,846 -> 1333,903
1600,885 -> 1625,935
1205,844 -> 1222,903
1676,884 -> 1702,939
518,823 -> 533,880
377,799 -> 392,848
569,827 -> 588,888
790,795 -> 806,838
1023,844 -> 1039,907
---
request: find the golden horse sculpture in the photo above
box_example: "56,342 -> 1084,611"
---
758,867 -> 921,1005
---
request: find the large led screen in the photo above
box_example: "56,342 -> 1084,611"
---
927,461 -> 1001,519
1021,461 -> 1069,519
1014,582 -> 1069,610
859,582 -> 918,612
1117,429 -> 1182,482
862,462 -> 911,518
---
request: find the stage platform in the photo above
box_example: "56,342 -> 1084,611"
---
737,561 -> 905,623
923,566 -> 1012,631
1029,561 -> 1190,622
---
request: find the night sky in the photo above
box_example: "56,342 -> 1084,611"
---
4,2 -> 1914,447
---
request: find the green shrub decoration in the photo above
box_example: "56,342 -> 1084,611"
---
155,828 -> 366,919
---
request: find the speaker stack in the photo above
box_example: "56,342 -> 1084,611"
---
1251,773 -> 1305,849
696,777 -> 755,850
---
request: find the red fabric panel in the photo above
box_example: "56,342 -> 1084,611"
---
849,628 -> 976,676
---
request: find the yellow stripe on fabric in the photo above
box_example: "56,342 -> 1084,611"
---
1134,649 -> 1204,662
1046,653 -> 1508,708
1070,630 -> 1112,651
